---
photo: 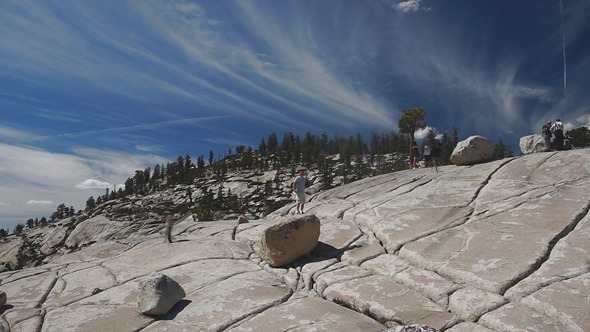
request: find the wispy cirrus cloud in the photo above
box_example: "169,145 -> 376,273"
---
34,116 -> 227,141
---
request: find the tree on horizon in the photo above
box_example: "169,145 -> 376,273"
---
398,107 -> 427,167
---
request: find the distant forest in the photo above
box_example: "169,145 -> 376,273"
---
4,127 -> 521,236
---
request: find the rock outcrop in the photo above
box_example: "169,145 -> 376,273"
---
0,149 -> 589,331
450,135 -> 494,165
519,134 -> 549,154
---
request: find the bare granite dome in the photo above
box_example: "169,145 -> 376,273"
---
1,148 -> 589,331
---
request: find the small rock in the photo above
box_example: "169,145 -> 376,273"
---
450,135 -> 494,165
261,214 -> 320,267
138,272 -> 186,316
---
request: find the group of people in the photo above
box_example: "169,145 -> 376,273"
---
542,118 -> 571,151
410,140 -> 442,172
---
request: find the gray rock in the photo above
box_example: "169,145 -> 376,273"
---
138,272 -> 186,316
261,214 -> 320,267
519,134 -> 549,154
385,325 -> 439,332
450,135 -> 494,165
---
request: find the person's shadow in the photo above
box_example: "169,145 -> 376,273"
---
0,304 -> 14,314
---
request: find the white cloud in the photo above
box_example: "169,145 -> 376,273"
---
26,200 -> 53,206
396,0 -> 428,13
563,122 -> 576,131
75,179 -> 112,190
0,142 -> 168,229
414,126 -> 436,140
576,114 -> 590,127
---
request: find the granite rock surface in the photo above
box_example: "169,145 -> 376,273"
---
1,149 -> 589,331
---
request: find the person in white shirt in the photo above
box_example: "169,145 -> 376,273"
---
292,169 -> 306,214
551,118 -> 565,149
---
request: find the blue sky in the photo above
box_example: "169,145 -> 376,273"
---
1,0 -> 589,230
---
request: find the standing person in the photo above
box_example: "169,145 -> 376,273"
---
551,119 -> 564,150
430,140 -> 441,173
292,168 -> 306,214
411,142 -> 420,169
165,214 -> 174,243
423,144 -> 432,169
542,121 -> 552,151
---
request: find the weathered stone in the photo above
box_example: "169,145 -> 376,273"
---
519,134 -> 549,154
138,272 -> 186,316
314,263 -> 372,296
448,287 -> 506,322
102,236 -> 251,283
360,254 -> 411,277
42,304 -> 153,332
323,275 -> 457,330
450,135 -> 494,165
505,209 -> 590,301
519,273 -> 590,332
172,270 -> 291,331
226,297 -> 386,331
261,214 -> 320,267
44,265 -> 116,309
478,302 -> 568,331
393,266 -> 459,307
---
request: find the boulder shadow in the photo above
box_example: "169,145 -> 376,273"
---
155,299 -> 192,320
311,241 -> 344,260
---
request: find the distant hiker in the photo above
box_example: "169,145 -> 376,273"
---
551,119 -> 565,150
542,121 -> 552,151
165,215 -> 174,243
411,142 -> 420,169
292,168 -> 306,214
423,144 -> 432,168
164,212 -> 195,243
431,140 -> 441,173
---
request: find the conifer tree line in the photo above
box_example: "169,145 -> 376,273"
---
8,120 -> 529,236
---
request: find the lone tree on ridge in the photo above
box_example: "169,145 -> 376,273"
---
398,107 -> 427,167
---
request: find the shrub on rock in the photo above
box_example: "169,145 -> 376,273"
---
450,135 -> 494,165
261,214 -> 320,267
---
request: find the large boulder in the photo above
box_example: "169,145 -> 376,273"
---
137,272 -> 186,316
450,135 -> 494,165
261,214 -> 321,267
519,134 -> 549,155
